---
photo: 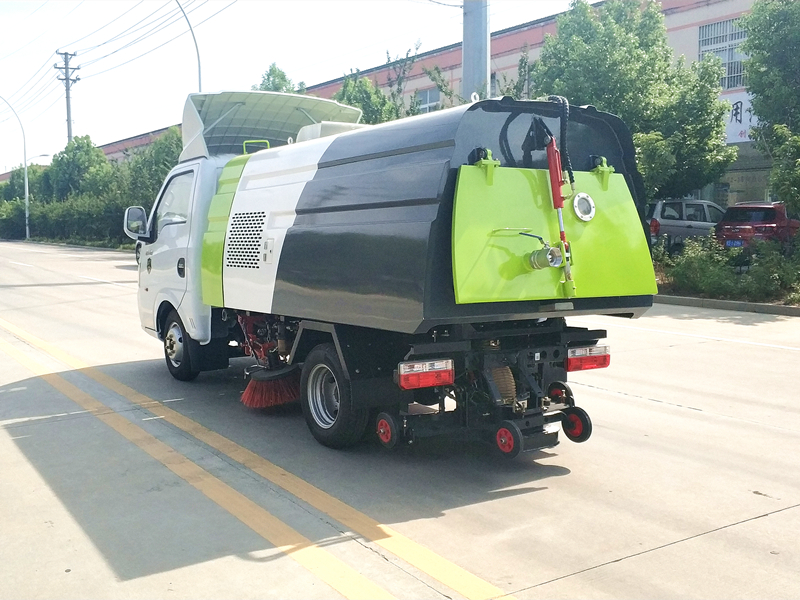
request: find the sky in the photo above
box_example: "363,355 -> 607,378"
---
0,0 -> 574,174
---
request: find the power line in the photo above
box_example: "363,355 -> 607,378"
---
82,0 -> 237,80
60,1 -> 146,51
75,1 -> 177,56
79,0 -> 206,68
29,91 -> 67,125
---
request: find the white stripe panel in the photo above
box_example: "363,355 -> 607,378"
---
222,136 -> 337,313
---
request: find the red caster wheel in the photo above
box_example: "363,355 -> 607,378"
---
494,420 -> 523,459
548,381 -> 574,405
376,412 -> 399,449
561,406 -> 592,443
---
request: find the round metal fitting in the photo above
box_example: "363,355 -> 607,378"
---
164,322 -> 185,368
573,192 -> 596,222
307,363 -> 340,429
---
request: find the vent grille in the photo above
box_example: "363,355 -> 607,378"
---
226,211 -> 265,269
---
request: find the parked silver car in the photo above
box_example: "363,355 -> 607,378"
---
646,199 -> 726,251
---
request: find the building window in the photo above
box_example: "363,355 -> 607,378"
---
699,18 -> 747,90
416,87 -> 440,113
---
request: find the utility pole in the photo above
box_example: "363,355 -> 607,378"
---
55,51 -> 80,142
462,0 -> 490,101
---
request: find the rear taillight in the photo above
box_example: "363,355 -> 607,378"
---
397,359 -> 455,390
754,224 -> 777,233
566,346 -> 610,371
650,218 -> 660,236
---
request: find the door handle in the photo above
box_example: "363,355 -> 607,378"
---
177,258 -> 186,278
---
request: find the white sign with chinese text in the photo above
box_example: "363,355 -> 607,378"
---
723,90 -> 757,143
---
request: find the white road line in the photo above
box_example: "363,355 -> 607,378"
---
141,416 -> 165,421
0,409 -> 89,427
9,260 -> 33,267
573,319 -> 800,352
77,275 -> 136,289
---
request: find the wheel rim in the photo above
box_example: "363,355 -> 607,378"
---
565,413 -> 583,437
377,419 -> 392,444
307,363 -> 340,429
164,322 -> 184,367
496,427 -> 515,453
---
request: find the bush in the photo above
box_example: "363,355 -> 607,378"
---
658,233 -> 800,304
0,200 -> 26,239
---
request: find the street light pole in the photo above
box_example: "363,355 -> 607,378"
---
0,95 -> 29,240
175,0 -> 202,92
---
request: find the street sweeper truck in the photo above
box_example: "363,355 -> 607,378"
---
123,90 -> 657,457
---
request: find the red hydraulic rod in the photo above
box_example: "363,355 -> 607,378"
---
545,136 -> 568,243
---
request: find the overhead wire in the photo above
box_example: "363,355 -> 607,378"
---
74,1 -> 179,56
80,0 -> 207,68
60,1 -> 146,52
82,0 -> 237,80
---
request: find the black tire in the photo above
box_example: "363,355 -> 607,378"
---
561,406 -> 592,443
163,310 -> 199,382
300,343 -> 368,448
494,420 -> 523,459
375,412 -> 399,449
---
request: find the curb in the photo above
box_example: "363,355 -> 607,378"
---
654,294 -> 800,317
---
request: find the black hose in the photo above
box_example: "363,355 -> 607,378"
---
547,95 -> 574,184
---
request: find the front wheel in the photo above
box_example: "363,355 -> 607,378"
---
300,343 -> 368,448
163,310 -> 199,381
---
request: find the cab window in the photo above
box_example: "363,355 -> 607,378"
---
155,171 -> 194,232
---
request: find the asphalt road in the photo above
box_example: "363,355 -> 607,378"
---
1,240 -> 798,599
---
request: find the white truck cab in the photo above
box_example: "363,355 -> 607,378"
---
123,91 -> 364,371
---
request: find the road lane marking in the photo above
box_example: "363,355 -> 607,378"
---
77,275 -> 137,289
0,336 -> 395,600
0,409 -> 89,427
0,315 -> 513,600
573,318 -> 800,352
9,261 -> 34,267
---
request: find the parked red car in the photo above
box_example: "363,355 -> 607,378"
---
715,202 -> 800,249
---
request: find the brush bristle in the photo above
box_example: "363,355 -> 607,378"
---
241,370 -> 301,408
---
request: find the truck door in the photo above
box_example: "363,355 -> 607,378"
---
139,168 -> 196,334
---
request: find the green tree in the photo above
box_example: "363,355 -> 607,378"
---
386,43 -> 422,119
125,126 -> 183,211
47,136 -> 110,201
252,63 -> 305,94
333,71 -> 392,124
530,0 -> 736,199
741,0 -> 800,212
741,0 -> 800,133
767,125 -> 800,213
1,163 -> 47,201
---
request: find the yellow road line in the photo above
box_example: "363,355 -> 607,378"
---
0,336 -> 394,600
0,316 -> 514,600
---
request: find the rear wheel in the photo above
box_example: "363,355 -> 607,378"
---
562,406 -> 592,443
163,310 -> 199,381
300,343 -> 368,448
494,420 -> 523,459
375,412 -> 399,449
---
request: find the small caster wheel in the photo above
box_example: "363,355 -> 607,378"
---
376,412 -> 399,449
561,406 -> 592,443
548,381 -> 574,405
494,420 -> 523,459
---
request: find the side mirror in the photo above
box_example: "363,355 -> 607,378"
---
124,206 -> 148,240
